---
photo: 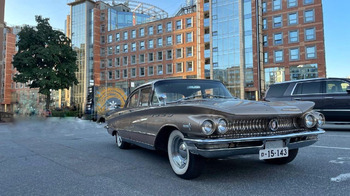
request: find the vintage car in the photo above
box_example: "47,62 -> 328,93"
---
105,79 -> 325,179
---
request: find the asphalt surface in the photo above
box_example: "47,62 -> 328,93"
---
0,118 -> 349,195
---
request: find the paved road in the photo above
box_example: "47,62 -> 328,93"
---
0,118 -> 349,195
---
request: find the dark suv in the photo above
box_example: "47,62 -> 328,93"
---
264,78 -> 350,123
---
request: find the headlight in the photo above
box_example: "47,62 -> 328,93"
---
217,119 -> 228,134
315,112 -> 325,127
304,113 -> 317,128
201,120 -> 215,135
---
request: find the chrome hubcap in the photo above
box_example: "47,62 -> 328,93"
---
171,136 -> 188,169
117,134 -> 122,146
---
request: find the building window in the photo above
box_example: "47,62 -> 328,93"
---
131,30 -> 136,39
100,36 -> 105,44
100,60 -> 105,68
131,55 -> 136,64
123,56 -> 128,65
166,64 -> 173,74
157,65 -> 163,75
157,51 -> 163,61
176,62 -> 183,73
176,20 -> 182,30
263,35 -> 268,46
123,44 -> 128,53
176,34 -> 182,44
100,72 -> 105,80
108,59 -> 113,67
140,41 -> 145,50
115,70 -> 120,79
273,15 -> 282,28
148,66 -> 154,76
131,68 -> 136,78
123,31 -> 128,40
139,54 -> 145,63
108,46 -> 113,55
186,61 -> 193,72
287,0 -> 297,8
139,28 -> 145,37
115,57 -> 120,66
108,71 -> 113,80
305,27 -> 316,41
304,9 -> 315,23
108,34 -> 113,43
274,50 -> 283,63
148,26 -> 154,35
100,48 -> 105,56
176,48 -> 183,58
304,0 -> 314,5
140,67 -> 145,77
290,64 -> 318,80
157,24 -> 163,33
274,33 -> 283,45
186,47 -> 193,57
289,30 -> 299,43
273,0 -> 282,11
262,2 -> 267,13
115,33 -> 120,41
289,48 -> 300,61
186,32 -> 193,42
101,13 -> 105,21
166,36 -> 172,45
148,53 -> 154,62
288,12 -> 298,25
263,52 -> 268,63
157,37 -> 163,47
186,18 -> 192,28
166,22 -> 172,32
115,45 -> 120,54
123,69 -> 128,78
101,25 -> 105,33
166,49 -> 173,60
263,18 -> 267,29
305,46 -> 316,59
148,39 -> 154,49
131,42 -> 136,51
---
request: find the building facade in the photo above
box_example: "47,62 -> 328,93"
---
67,0 -> 326,115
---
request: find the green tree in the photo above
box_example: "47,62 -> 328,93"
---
13,16 -> 78,110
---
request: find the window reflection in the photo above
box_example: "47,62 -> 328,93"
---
290,64 -> 318,80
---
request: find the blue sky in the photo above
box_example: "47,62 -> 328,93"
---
4,0 -> 350,78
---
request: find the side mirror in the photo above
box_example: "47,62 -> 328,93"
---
347,86 -> 350,94
158,94 -> 167,106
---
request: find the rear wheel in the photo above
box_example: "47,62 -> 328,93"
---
264,148 -> 299,164
115,131 -> 130,149
168,130 -> 203,179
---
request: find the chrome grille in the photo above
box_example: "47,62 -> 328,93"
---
208,117 -> 303,139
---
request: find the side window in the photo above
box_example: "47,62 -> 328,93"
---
326,81 -> 350,93
266,83 -> 290,97
139,87 -> 152,107
293,82 -> 322,95
128,90 -> 140,108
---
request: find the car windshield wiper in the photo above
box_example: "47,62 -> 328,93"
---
203,94 -> 231,99
176,94 -> 230,102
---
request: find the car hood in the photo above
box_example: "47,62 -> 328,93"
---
174,99 -> 315,116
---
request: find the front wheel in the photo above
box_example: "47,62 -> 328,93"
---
115,131 -> 130,149
168,130 -> 203,179
264,148 -> 299,164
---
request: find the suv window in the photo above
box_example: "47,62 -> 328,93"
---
266,83 -> 290,97
293,81 -> 322,95
326,80 -> 349,93
128,90 -> 140,108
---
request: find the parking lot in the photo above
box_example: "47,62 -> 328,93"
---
0,118 -> 349,195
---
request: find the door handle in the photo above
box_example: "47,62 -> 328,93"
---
293,98 -> 301,101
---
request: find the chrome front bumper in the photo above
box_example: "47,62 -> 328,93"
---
184,129 -> 325,158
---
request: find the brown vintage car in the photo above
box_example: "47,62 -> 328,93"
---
105,79 -> 325,179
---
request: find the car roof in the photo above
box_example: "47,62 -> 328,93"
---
271,77 -> 350,85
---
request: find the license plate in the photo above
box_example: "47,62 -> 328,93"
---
259,147 -> 288,160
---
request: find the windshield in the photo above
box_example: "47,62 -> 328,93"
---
153,80 -> 234,104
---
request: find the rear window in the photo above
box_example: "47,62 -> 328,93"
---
293,81 -> 322,95
266,83 -> 290,97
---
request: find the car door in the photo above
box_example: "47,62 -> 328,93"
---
321,79 -> 350,121
291,81 -> 324,109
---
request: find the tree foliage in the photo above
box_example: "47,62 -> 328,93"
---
13,16 -> 78,109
